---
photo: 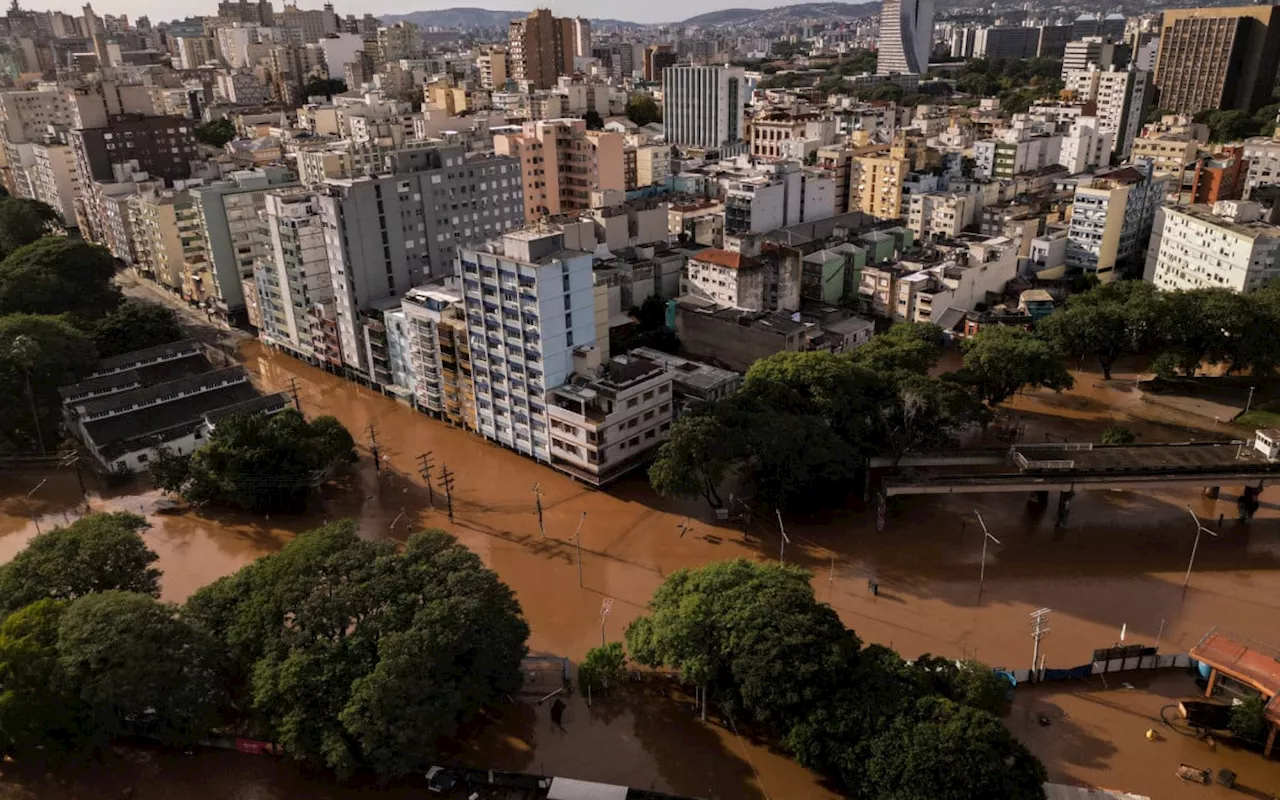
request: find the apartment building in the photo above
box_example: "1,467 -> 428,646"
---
1146,201 -> 1280,293
1189,147 -> 1247,205
908,192 -> 978,241
192,167 -> 297,325
547,352 -> 673,485
723,164 -> 835,234
70,114 -> 201,184
971,134 -> 1062,180
494,118 -> 625,223
477,46 -> 508,90
397,285 -> 477,430
1243,138 -> 1280,199
254,188 -> 333,360
458,229 -> 598,463
1066,66 -> 1150,158
508,8 -> 574,90
858,235 -> 1018,324
855,141 -> 911,220
662,65 -> 746,149
635,144 -> 671,188
1066,162 -> 1166,281
29,138 -> 79,223
1154,6 -> 1280,115
682,247 -> 765,308
1130,132 -> 1200,183
131,189 -> 206,296
1061,117 -> 1114,175
319,146 -> 524,380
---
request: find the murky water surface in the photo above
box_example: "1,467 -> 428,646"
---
2,346 -> 1279,798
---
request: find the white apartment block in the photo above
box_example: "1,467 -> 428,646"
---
30,140 -> 80,223
458,229 -> 597,463
1061,117 -> 1114,174
1147,201 -> 1280,293
662,65 -> 746,149
1243,138 -> 1280,199
908,192 -> 977,241
1066,67 -> 1148,159
547,351 -> 674,484
1066,162 -> 1166,281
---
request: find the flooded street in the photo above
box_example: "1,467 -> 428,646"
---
3,343 -> 1280,798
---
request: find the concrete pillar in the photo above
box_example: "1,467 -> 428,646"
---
1055,490 -> 1075,528
1203,486 -> 1220,499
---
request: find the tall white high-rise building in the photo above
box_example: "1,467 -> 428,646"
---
662,65 -> 746,149
458,229 -> 597,463
877,0 -> 935,75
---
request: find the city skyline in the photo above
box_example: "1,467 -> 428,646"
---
17,0 -> 879,26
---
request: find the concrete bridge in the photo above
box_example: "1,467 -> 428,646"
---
869,441 -> 1278,528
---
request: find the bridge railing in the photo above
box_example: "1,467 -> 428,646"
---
1013,452 -> 1076,471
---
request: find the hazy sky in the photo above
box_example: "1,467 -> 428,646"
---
40,0 -> 831,25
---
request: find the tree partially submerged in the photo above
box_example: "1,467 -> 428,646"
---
0,512 -> 158,617
184,522 -> 529,779
154,409 -> 356,513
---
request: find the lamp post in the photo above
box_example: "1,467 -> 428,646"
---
776,509 -> 790,564
1183,505 -> 1219,597
26,478 -> 47,535
571,512 -> 586,587
975,511 -> 1002,605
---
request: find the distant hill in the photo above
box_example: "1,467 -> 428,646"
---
380,2 -> 881,29
681,2 -> 880,27
380,7 -> 645,29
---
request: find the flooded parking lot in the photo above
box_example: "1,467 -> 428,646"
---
2,344 -> 1279,797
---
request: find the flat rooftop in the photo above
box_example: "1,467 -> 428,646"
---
1190,628 -> 1280,724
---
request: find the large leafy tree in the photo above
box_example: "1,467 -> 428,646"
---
0,512 -> 158,617
1037,302 -> 1131,380
0,599 -> 87,759
648,410 -> 742,508
850,322 -> 945,377
626,94 -> 662,126
169,408 -> 356,513
959,326 -> 1073,407
865,696 -> 1047,800
0,238 -> 119,319
877,374 -> 989,462
56,591 -> 224,747
0,196 -> 61,258
626,560 -> 860,733
184,522 -> 528,779
0,314 -> 98,450
91,299 -> 183,359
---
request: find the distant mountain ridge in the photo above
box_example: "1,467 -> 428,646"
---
379,7 -> 644,28
380,2 -> 880,29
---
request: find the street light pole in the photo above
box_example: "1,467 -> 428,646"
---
1246,385 -> 1257,414
571,511 -> 586,587
26,478 -> 47,535
975,511 -> 1002,605
1183,505 -> 1219,597
776,509 -> 790,564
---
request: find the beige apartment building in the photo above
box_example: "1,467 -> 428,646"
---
1154,6 -> 1280,115
131,190 -> 208,294
477,46 -> 508,90
494,118 -> 625,222
30,139 -> 80,223
855,139 -> 911,221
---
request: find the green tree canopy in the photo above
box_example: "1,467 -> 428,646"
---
57,591 -> 224,747
851,322 -> 944,377
90,299 -> 183,359
958,326 -> 1073,406
648,409 -> 743,508
0,599 -> 87,759
0,512 -> 159,617
0,196 -> 61,257
578,642 -> 627,696
1037,302 -> 1130,379
164,408 -> 356,513
184,522 -> 528,779
865,696 -> 1047,800
193,118 -> 236,147
626,94 -> 662,126
0,238 -> 120,319
302,76 -> 348,99
0,314 -> 98,451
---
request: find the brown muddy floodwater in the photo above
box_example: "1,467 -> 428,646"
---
2,346 -> 1280,798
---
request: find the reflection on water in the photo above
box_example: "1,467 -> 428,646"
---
2,345 -> 1279,797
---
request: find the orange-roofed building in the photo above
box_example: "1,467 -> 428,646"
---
682,247 -> 766,309
1189,627 -> 1280,756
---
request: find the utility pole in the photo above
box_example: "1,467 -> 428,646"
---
600,597 -> 612,647
571,511 -> 586,587
26,478 -> 46,535
1246,385 -> 1257,414
677,517 -> 692,538
417,452 -> 434,507
1029,608 -> 1051,679
533,483 -> 545,537
366,423 -> 380,473
288,377 -> 302,412
975,511 -> 1002,605
438,465 -> 454,522
1183,505 -> 1219,597
776,509 -> 790,564
61,450 -> 88,511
